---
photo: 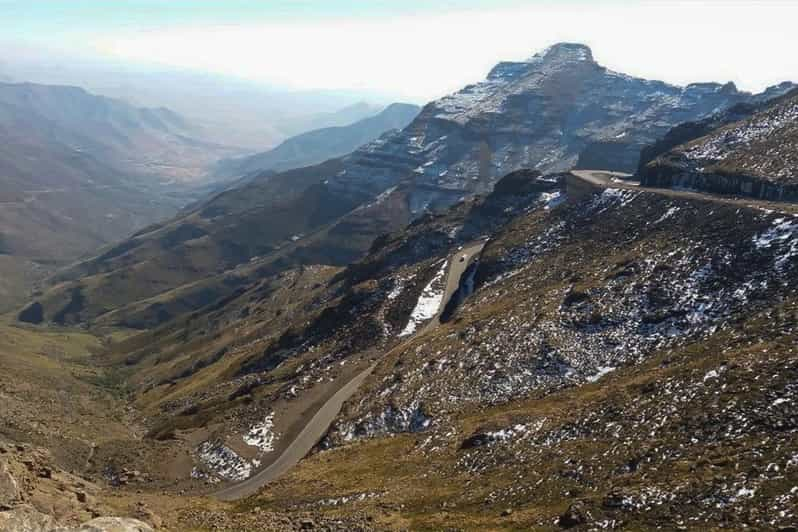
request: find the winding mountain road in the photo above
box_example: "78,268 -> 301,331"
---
213,170 -> 797,501
214,240 -> 486,501
420,240 -> 487,334
571,170 -> 798,214
214,361 -> 377,501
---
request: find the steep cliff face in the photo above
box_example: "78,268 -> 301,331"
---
640,88 -> 798,201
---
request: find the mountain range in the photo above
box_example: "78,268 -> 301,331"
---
26,43 -> 795,326
1,56 -> 400,151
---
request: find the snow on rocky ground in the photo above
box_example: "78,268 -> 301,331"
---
447,335 -> 798,525
399,260 -> 448,337
375,273 -> 416,337
685,101 -> 798,162
386,276 -> 408,301
540,190 -> 565,210
244,412 -> 277,453
341,399 -> 431,441
591,188 -> 641,212
753,216 -> 798,271
194,441 -> 257,482
651,205 -> 680,225
335,189 -> 798,447
191,413 -> 280,483
285,491 -> 384,511
586,366 -> 616,382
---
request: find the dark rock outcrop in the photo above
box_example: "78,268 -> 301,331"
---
17,302 -> 44,325
640,88 -> 798,201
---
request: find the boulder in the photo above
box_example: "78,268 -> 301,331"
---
0,505 -> 57,532
131,502 -> 162,529
0,459 -> 19,506
299,518 -> 316,530
460,433 -> 493,449
558,501 -> 588,528
68,517 -> 155,532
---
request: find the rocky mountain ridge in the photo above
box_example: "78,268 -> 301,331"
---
640,87 -> 798,200
323,43 -> 781,212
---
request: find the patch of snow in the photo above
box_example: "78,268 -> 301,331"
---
243,412 -> 277,453
652,206 -> 680,225
753,218 -> 798,271
399,260 -> 448,337
589,188 -> 640,213
387,281 -> 405,301
196,442 -> 253,481
540,191 -> 565,210
586,366 -> 616,383
485,423 -> 529,442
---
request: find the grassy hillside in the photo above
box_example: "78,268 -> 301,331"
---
2,167 -> 797,530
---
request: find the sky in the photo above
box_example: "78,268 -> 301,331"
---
2,0 -> 798,102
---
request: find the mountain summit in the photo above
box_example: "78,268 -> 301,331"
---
531,41 -> 595,63
488,42 -> 596,81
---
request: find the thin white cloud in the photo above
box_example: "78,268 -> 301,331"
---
92,1 -> 798,101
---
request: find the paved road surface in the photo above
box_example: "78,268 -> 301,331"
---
421,240 -> 487,334
571,170 -> 798,214
214,241 -> 487,501
215,361 -> 377,501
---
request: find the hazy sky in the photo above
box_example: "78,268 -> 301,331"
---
3,0 -> 797,101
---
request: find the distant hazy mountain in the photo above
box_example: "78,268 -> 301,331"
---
0,82 -> 241,184
2,56 -> 399,150
0,81 -> 236,310
97,81 -> 389,151
279,101 -> 384,137
214,103 -> 420,177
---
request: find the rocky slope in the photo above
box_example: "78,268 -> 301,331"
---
213,103 -> 421,177
27,43 -> 789,326
4,160 -> 797,530
640,87 -> 798,201
44,166 -> 794,531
